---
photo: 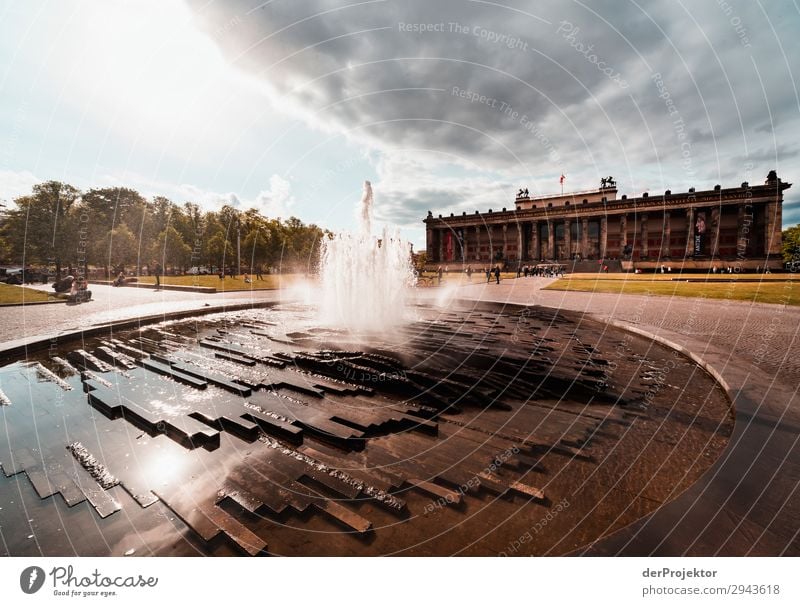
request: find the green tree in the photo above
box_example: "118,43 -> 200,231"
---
105,223 -> 138,270
1,181 -> 80,275
206,231 -> 234,272
151,225 -> 192,271
782,224 -> 800,264
80,187 -> 147,275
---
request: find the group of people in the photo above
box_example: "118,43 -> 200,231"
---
514,264 -> 566,278
484,266 -> 502,284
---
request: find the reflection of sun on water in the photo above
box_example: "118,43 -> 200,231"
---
147,398 -> 190,418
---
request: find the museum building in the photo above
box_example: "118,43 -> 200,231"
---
423,171 -> 791,271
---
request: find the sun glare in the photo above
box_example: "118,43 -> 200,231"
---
48,0 -> 263,149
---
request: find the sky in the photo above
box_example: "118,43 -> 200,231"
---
1,0 -> 799,249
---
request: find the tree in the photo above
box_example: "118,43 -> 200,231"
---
2,180 -> 335,278
1,181 -> 80,275
782,224 -> 800,264
106,223 -> 138,270
206,231 -> 234,272
151,225 -> 192,271
80,187 -> 147,273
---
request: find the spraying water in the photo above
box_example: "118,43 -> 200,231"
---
318,181 -> 416,331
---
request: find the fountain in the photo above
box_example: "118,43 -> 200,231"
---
0,186 -> 734,558
317,181 -> 416,331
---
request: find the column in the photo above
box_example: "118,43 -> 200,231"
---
620,213 -> 627,256
474,225 -> 481,261
710,206 -> 721,257
426,226 -> 434,261
531,221 -> 539,261
737,204 -> 749,258
765,201 -> 782,256
685,207 -> 695,256
563,219 -> 571,260
516,222 -> 523,263
640,213 -> 649,258
547,221 -> 555,259
437,228 -> 444,263
581,217 -> 589,258
662,211 -> 671,258
600,216 -> 608,259
502,224 -> 508,261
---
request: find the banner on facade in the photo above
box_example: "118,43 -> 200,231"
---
694,211 -> 706,255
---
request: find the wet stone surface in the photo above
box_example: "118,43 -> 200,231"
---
0,302 -> 732,555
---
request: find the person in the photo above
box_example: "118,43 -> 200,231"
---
466,265 -> 472,281
485,267 -> 491,283
517,266 -> 522,278
154,262 -> 162,288
243,273 -> 252,284
494,266 -> 500,284
256,264 -> 263,280
68,277 -> 79,301
437,266 -> 443,285
77,276 -> 91,302
68,276 -> 91,303
603,265 -> 608,273
696,214 -> 707,234
113,271 -> 125,287
53,274 -> 74,293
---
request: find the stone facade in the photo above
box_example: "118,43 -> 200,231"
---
424,172 -> 791,270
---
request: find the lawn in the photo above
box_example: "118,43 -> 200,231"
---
135,274 -> 304,291
545,275 -> 800,306
0,283 -> 60,305
566,272 -> 800,281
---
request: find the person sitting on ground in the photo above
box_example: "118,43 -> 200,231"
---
243,273 -> 252,284
67,276 -> 91,303
68,277 -> 79,301
77,276 -> 91,302
113,271 -> 125,287
53,275 -> 74,293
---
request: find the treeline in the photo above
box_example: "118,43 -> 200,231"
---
0,181 -> 328,276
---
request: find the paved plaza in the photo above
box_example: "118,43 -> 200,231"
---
450,277 -> 800,555
2,284 -> 282,353
1,278 -> 798,555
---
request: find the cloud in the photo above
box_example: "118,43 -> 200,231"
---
188,0 -> 799,196
253,174 -> 295,218
0,169 -> 41,202
97,171 -> 295,218
177,184 -> 242,209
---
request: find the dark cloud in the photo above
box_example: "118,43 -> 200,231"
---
189,0 -> 799,224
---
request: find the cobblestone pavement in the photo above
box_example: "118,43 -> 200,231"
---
451,277 -> 800,390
